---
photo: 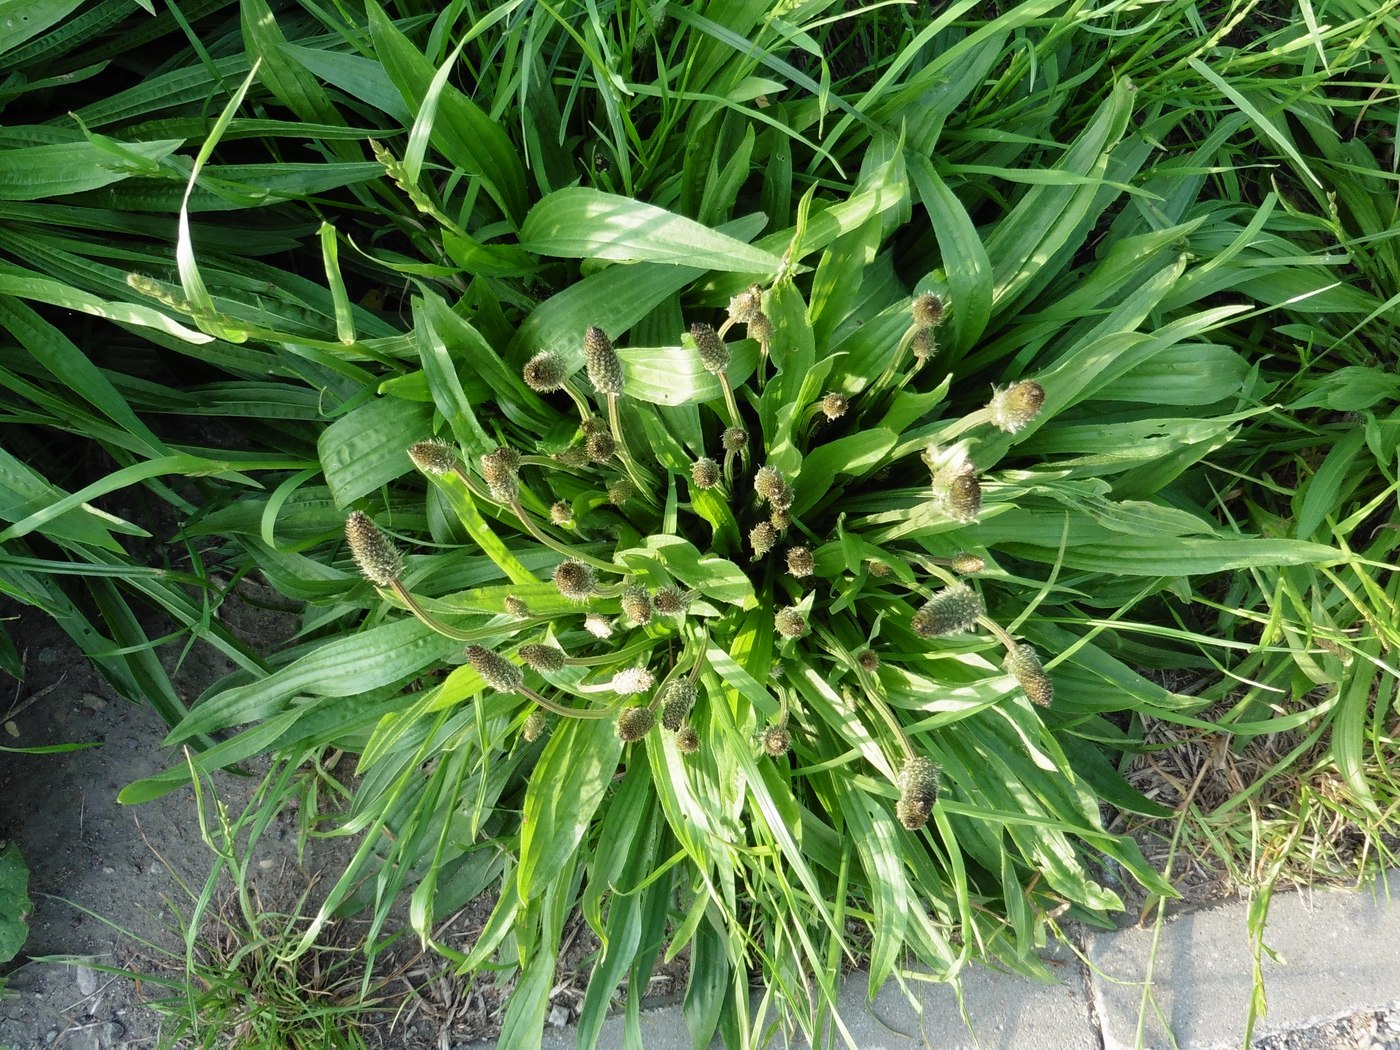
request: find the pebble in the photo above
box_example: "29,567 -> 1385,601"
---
548,1004 -> 569,1028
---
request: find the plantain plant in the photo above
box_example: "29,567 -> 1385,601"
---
7,0 -> 1389,1046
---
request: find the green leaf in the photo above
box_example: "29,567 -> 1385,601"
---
619,341 -> 759,407
319,396 -> 433,507
166,617 -> 459,744
0,843 -> 29,965
366,0 -> 527,224
520,188 -> 785,273
517,715 -> 622,902
0,0 -> 86,56
621,536 -> 754,607
0,138 -> 181,200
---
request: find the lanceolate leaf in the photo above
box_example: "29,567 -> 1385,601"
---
520,188 -> 786,273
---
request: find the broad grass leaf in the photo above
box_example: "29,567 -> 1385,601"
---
279,44 -> 410,122
0,138 -> 181,200
1333,638 -> 1384,820
520,188 -> 784,273
509,215 -> 766,366
831,778 -> 908,995
1090,343 -> 1250,405
793,430 -> 896,515
908,155 -> 992,354
413,298 -> 494,457
167,617 -> 458,743
0,297 -> 166,456
1294,428 -> 1366,542
417,291 -> 549,430
318,396 -> 432,507
240,0 -> 342,128
0,270 -> 212,343
366,0 -> 527,224
619,341 -> 759,407
621,535 -> 753,607
1,1 -> 84,54
984,78 -> 1135,311
0,843 -> 31,964
517,716 -> 622,902
975,507 -> 1341,574
0,450 -> 129,551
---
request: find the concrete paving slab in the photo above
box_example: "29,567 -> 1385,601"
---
519,945 -> 1093,1050
1088,875 -> 1400,1050
827,947 -> 1095,1050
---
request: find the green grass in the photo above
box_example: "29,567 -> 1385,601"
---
2,0 -> 1398,1046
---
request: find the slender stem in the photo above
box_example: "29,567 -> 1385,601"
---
390,581 -> 551,642
519,684 -> 616,719
449,463 -> 493,504
977,614 -> 1018,654
718,373 -> 743,431
866,323 -> 920,414
562,379 -> 593,424
509,496 -> 619,572
607,393 -> 660,506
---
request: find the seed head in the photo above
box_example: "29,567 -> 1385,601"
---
820,392 -> 848,420
911,327 -> 937,361
749,521 -> 778,558
950,552 -> 985,574
728,283 -> 763,324
770,509 -> 791,531
466,645 -> 523,693
611,667 -> 656,695
481,447 -> 521,502
345,511 -> 404,587
946,472 -> 981,524
585,430 -> 616,462
857,649 -> 880,672
761,725 -> 791,757
786,546 -> 814,578
652,586 -> 690,615
607,477 -> 635,505
867,559 -> 891,578
911,293 -> 944,329
621,585 -> 652,626
617,705 -> 655,742
554,559 -> 597,602
1005,644 -> 1053,707
722,427 -> 747,453
504,595 -> 530,619
518,643 -> 566,673
660,678 -> 697,730
522,709 -> 548,742
896,756 -> 941,830
774,606 -> 807,640
555,445 -> 591,468
408,439 -> 457,475
584,325 -> 624,395
584,613 -> 614,639
988,380 -> 1045,434
753,465 -> 785,503
522,350 -> 568,392
911,584 -> 984,638
690,322 -> 729,374
748,311 -> 773,354
676,725 -> 701,754
691,457 -> 720,489
550,501 -> 573,525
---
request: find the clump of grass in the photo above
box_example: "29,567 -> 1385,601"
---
39,0 -> 1393,1045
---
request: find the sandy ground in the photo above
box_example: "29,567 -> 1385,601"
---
0,592 -> 339,1049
